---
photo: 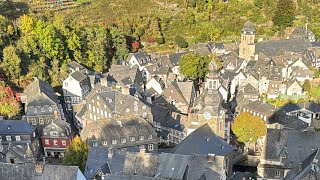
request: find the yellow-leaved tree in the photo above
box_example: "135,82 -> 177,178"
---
231,112 -> 267,143
63,135 -> 89,171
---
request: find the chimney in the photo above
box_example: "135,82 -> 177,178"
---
207,153 -> 215,162
140,147 -> 146,154
53,111 -> 58,120
108,148 -> 113,159
35,162 -> 44,174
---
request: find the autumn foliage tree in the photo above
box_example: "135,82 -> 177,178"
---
179,53 -> 211,82
63,135 -> 89,171
0,81 -> 21,118
232,112 -> 267,143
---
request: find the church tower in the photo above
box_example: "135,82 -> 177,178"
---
239,21 -> 256,59
205,60 -> 220,90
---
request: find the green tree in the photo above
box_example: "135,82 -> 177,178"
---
232,112 -> 267,143
303,80 -> 311,93
175,35 -> 188,48
0,81 -> 21,118
179,53 -> 211,82
272,0 -> 296,29
63,135 -> 89,171
1,45 -> 21,82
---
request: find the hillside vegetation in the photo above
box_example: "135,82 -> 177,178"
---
0,0 -> 320,89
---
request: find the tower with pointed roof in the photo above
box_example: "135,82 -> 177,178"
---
239,21 -> 256,59
205,60 -> 220,90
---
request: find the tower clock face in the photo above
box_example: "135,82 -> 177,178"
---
203,112 -> 212,120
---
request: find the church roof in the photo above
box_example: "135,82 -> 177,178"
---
242,21 -> 255,32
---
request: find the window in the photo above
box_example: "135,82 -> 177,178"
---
15,136 -> 21,141
139,135 -> 144,141
53,140 -> 58,145
34,107 -> 37,113
64,82 -> 68,87
45,139 -> 49,145
6,136 -> 11,141
112,139 -> 117,145
33,132 -> 36,137
50,131 -> 59,137
46,118 -> 51,124
275,170 -> 280,177
103,141 -> 108,146
148,134 -> 152,139
48,106 -> 53,112
32,119 -> 37,125
39,118 -> 44,125
126,108 -> 130,113
130,136 -> 136,142
89,104 -> 92,110
104,111 -> 108,118
93,141 -> 97,146
148,144 -> 154,151
121,138 -> 127,144
41,107 -> 45,112
62,140 -> 66,146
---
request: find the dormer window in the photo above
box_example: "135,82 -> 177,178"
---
48,106 -> 53,112
50,131 -> 59,137
148,134 -> 153,139
121,138 -> 127,144
112,139 -> 117,145
34,107 -> 37,113
41,107 -> 45,112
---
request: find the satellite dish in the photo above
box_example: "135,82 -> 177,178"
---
203,112 -> 212,120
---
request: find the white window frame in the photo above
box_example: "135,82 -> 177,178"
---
275,170 -> 280,177
93,141 -> 97,146
33,132 -> 36,137
53,139 -> 58,145
39,118 -> 44,125
50,131 -> 59,137
41,107 -> 45,112
6,136 -> 11,141
130,136 -> 136,142
139,135 -> 144,141
15,136 -> 21,141
121,138 -> 127,144
148,144 -> 154,151
62,140 -> 66,146
103,140 -> 107,145
45,139 -> 49,145
148,134 -> 152,139
112,139 -> 117,145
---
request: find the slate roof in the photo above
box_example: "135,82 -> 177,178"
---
155,153 -> 191,179
1,143 -> 35,163
172,123 -> 235,156
262,128 -> 320,169
151,105 -> 188,133
104,174 -> 159,180
284,149 -> 320,180
195,90 -> 224,116
168,52 -> 190,66
162,81 -> 194,105
279,102 -> 320,113
242,20 -> 255,32
0,120 -> 36,135
25,78 -> 58,107
255,38 -> 312,57
70,71 -> 87,82
189,43 -> 212,56
80,116 -> 157,147
0,163 -> 84,180
242,100 -> 276,118
290,26 -> 315,40
107,65 -> 143,86
123,151 -> 159,177
312,42 -> 320,47
68,61 -> 88,74
286,78 -> 302,88
84,147 -> 127,179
